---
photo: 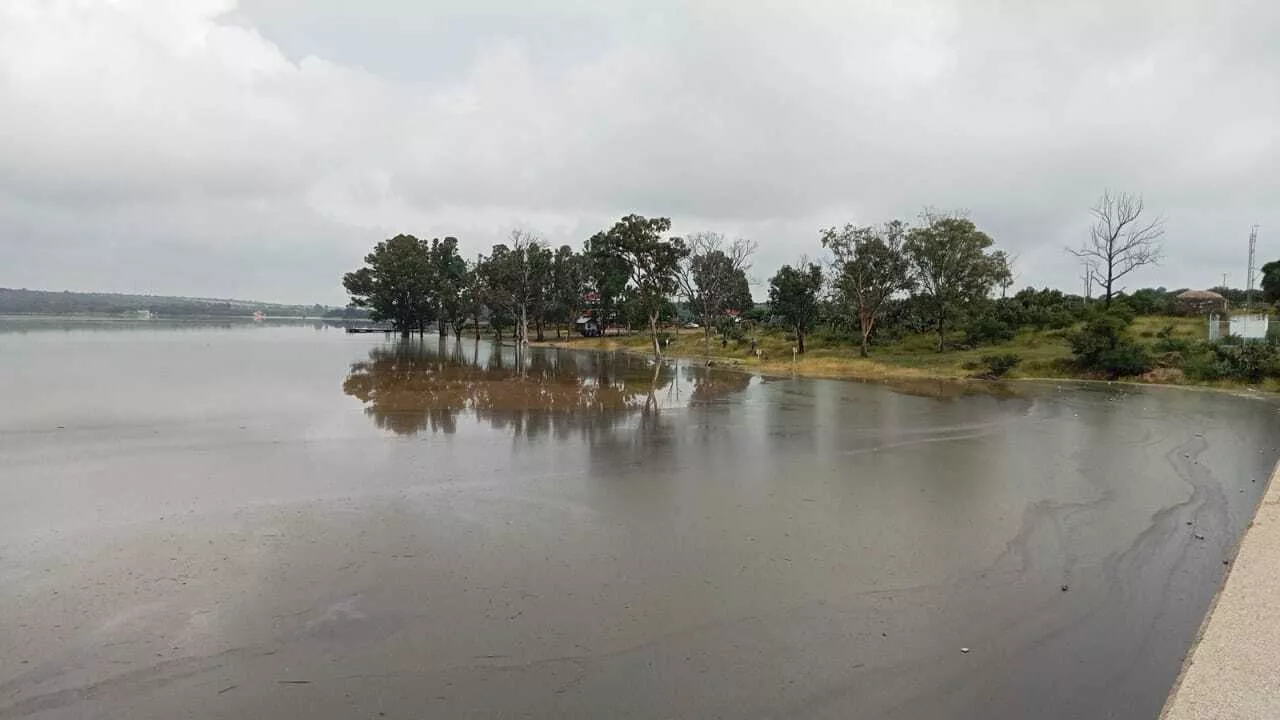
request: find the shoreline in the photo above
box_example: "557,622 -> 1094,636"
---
530,336 -> 1280,400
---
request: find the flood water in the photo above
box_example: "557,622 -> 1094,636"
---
2,321 -> 1279,719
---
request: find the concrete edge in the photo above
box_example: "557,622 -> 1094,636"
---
1159,457 -> 1280,719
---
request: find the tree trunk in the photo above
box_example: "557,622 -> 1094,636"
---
649,311 -> 662,358
400,328 -> 410,339
936,314 -> 946,353
796,325 -> 806,354
704,324 -> 712,357
437,318 -> 445,336
519,304 -> 528,346
536,318 -> 545,342
1104,265 -> 1114,308
473,316 -> 481,341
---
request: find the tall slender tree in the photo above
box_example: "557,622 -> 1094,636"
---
590,215 -> 689,357
676,232 -> 756,355
822,221 -> 914,357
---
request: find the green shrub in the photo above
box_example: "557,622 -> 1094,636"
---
1182,343 -> 1280,383
1154,336 -> 1193,353
964,316 -> 1017,346
1067,313 -> 1153,378
980,353 -> 1023,378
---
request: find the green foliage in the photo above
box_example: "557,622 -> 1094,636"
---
963,315 -> 1017,346
979,353 -> 1023,378
904,211 -> 1011,352
768,263 -> 824,353
822,220 -> 914,356
1262,260 -> 1280,305
1066,313 -> 1153,378
343,234 -> 435,333
1186,343 -> 1280,383
590,214 -> 689,354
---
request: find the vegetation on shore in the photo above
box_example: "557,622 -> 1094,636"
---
343,192 -> 1280,393
534,314 -> 1280,393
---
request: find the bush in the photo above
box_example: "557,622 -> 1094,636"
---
964,316 -> 1017,346
1093,343 -> 1154,378
1209,343 -> 1280,383
1154,336 -> 1193,353
1067,313 -> 1153,378
980,353 -> 1023,378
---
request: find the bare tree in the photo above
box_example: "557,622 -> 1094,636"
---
1068,190 -> 1164,307
675,232 -> 757,355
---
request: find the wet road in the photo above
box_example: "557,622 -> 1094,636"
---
2,323 -> 1278,719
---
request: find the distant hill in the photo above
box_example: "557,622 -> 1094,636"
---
0,288 -> 368,319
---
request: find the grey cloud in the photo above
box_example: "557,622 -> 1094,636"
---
0,0 -> 1277,303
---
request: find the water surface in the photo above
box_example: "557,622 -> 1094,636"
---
2,322 -> 1278,719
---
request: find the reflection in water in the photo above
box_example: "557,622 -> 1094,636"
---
343,338 -> 755,437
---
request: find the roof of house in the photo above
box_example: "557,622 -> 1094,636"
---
1177,289 -> 1226,300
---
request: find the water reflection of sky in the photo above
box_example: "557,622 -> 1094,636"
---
342,337 -> 754,437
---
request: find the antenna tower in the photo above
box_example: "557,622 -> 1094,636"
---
1247,225 -> 1259,311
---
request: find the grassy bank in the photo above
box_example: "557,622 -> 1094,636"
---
533,316 -> 1280,393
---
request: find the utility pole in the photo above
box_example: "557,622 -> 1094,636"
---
1247,225 -> 1259,312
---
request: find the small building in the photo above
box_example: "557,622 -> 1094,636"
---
574,315 -> 602,337
1175,290 -> 1227,316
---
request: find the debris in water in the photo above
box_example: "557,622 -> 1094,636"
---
1061,585 -> 1070,592
1194,533 -> 1206,540
960,647 -> 970,654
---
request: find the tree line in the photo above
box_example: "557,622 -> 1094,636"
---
343,214 -> 753,357
345,190 -> 1279,367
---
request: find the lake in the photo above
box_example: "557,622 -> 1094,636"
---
2,321 -> 1278,719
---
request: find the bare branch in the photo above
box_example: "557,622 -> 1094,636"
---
1066,190 -> 1164,305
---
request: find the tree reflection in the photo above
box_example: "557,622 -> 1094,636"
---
342,338 -> 729,438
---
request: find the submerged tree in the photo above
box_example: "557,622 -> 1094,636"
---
768,262 -> 824,353
822,220 -> 914,357
342,234 -> 433,337
480,230 -> 552,345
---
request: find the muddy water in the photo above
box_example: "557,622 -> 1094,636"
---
2,323 -> 1278,719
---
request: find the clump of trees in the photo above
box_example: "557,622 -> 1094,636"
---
771,211 -> 1011,354
342,214 -> 742,358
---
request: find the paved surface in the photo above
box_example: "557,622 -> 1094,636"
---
1163,459 -> 1280,719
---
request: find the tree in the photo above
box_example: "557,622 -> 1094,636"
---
585,233 -> 636,335
428,236 -> 468,338
590,215 -> 689,357
675,232 -> 757,354
905,212 -> 1010,352
768,263 -> 824,353
342,234 -> 433,337
479,230 -> 551,345
1068,190 -> 1164,307
1261,260 -> 1280,306
550,245 -> 586,339
822,220 -> 914,357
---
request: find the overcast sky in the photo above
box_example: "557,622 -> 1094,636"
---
1,0 -> 1276,304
